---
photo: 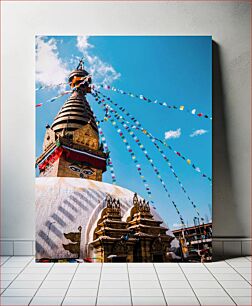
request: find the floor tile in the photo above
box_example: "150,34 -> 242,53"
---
79,263 -> 102,268
189,280 -> 221,288
227,257 -> 250,263
15,273 -> 46,281
30,296 -> 64,305
8,256 -> 33,261
163,288 -> 195,296
35,287 -> 67,296
185,273 -> 215,281
130,281 -> 160,289
131,288 -> 163,296
0,296 -> 32,305
103,263 -> 126,267
129,273 -> 157,281
77,265 -> 101,271
45,273 -> 73,281
207,267 -> 236,274
232,296 -> 252,305
155,267 -> 182,274
219,280 -> 252,288
235,267 -> 252,274
225,288 -> 252,296
128,263 -> 153,268
1,274 -> 17,281
179,263 -> 205,267
98,288 -> 131,296
97,296 -> 132,305
0,280 -> 12,288
62,296 -> 96,305
165,296 -> 200,305
204,262 -> 230,267
1,288 -> 37,296
214,273 -> 245,281
128,268 -> 155,274
1,267 -> 23,274
40,280 -> 71,289
3,262 -> 28,268
154,263 -> 179,268
73,273 -> 100,281
22,268 -> 49,274
102,267 -> 128,273
50,267 -> 77,273
181,267 -> 209,274
66,288 -> 97,296
158,273 -> 186,281
8,280 -> 42,289
160,280 -> 190,288
101,273 -> 128,281
228,262 -> 252,268
241,274 -> 252,283
132,296 -> 166,305
0,256 -> 10,264
99,280 -> 129,288
70,280 -> 99,288
198,296 -> 236,305
27,262 -> 53,268
194,288 -> 228,296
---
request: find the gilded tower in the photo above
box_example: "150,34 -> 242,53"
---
36,61 -> 108,181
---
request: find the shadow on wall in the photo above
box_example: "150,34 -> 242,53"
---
212,41 -> 245,260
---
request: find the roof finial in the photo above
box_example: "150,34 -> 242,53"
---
77,57 -> 84,70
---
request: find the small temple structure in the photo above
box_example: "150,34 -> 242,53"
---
36,61 -> 175,262
89,193 -> 174,262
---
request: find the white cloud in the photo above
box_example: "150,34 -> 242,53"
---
76,35 -> 93,52
164,128 -> 181,140
190,129 -> 208,137
76,36 -> 121,85
36,36 -> 69,87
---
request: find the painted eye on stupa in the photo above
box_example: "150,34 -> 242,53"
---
82,169 -> 93,176
69,165 -> 81,172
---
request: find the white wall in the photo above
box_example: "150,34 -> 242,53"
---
1,1 -> 251,255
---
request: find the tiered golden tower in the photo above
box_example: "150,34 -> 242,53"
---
36,61 -> 108,181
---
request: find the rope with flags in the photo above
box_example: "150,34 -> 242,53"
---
92,93 -> 186,227
97,125 -> 117,185
91,104 -> 154,202
36,90 -> 72,108
89,110 -> 117,185
94,89 -> 212,183
95,100 -> 203,221
94,84 -> 212,120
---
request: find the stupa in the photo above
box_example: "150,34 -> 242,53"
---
36,61 -> 176,262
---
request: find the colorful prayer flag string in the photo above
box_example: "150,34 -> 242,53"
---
93,84 -> 212,120
92,93 -> 186,226
94,90 -> 212,183
87,102 -> 117,185
95,100 -> 203,220
36,90 -> 72,108
92,98 -> 154,202
96,123 -> 117,185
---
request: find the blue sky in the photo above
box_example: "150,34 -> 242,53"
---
36,36 -> 212,229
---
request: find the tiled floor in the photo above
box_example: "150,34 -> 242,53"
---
0,256 -> 251,305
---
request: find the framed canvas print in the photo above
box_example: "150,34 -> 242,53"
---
35,36 -> 212,263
